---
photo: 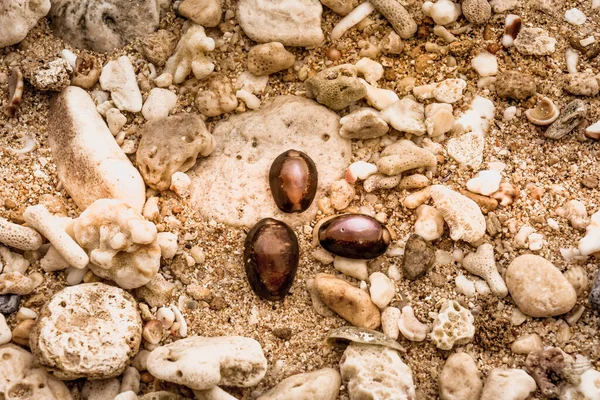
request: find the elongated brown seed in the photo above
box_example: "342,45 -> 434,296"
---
319,214 -> 391,259
269,150 -> 318,213
244,218 -> 299,301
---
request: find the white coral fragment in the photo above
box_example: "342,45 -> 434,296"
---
430,185 -> 486,244
578,210 -> 600,256
430,300 -> 475,350
164,23 -> 215,84
462,243 -> 508,297
398,305 -> 429,341
99,56 -> 143,113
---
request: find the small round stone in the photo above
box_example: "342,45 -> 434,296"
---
0,294 -> 20,314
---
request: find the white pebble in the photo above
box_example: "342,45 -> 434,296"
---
381,307 -> 401,340
466,170 -> 501,196
191,246 -> 205,264
154,73 -> 173,88
566,48 -> 579,74
170,172 -> 191,197
387,264 -> 402,281
170,305 -> 187,337
60,49 -> 77,69
565,8 -> 586,25
0,314 -> 11,345
369,272 -> 395,308
157,232 -> 178,260
16,307 -> 37,321
330,2 -> 376,40
355,58 -> 384,84
580,36 -> 596,46
345,161 -> 378,183
66,266 -> 89,286
455,275 -> 476,297
547,218 -> 559,230
156,307 -> 175,329
527,232 -> 544,251
142,88 -> 177,121
471,52 -> 498,77
474,279 -> 491,295
236,89 -> 261,109
333,256 -> 368,280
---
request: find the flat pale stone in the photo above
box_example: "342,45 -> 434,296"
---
257,368 -> 341,400
439,352 -> 482,400
0,0 -> 51,48
506,254 -> 577,317
190,96 -> 351,227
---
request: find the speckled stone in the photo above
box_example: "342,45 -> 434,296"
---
589,270 -> 600,312
0,294 -> 20,314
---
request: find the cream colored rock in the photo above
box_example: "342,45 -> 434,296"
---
430,300 -> 475,350
142,88 -> 177,121
439,352 -> 482,400
339,108 -> 389,139
453,96 -> 495,135
340,343 -> 416,400
425,103 -> 454,138
248,42 -> 295,76
511,333 -> 543,354
0,0 -> 51,48
578,210 -> 600,256
430,185 -> 486,244
195,73 -> 238,117
434,79 -> 466,103
146,336 -> 267,390
369,272 -> 395,308
334,256 -> 368,280
0,245 -> 29,274
47,86 -> 145,212
306,64 -> 366,110
0,271 -> 41,295
398,174 -> 429,190
330,179 -> 355,210
560,369 -> 600,400
380,97 -> 426,135
422,0 -> 461,25
194,386 -> 237,400
480,369 -> 536,400
466,170 -> 501,196
355,57 -> 384,84
0,217 -> 42,251
381,306 -> 401,340
398,305 -> 429,341
312,273 -> 381,329
403,187 -> 431,209
257,368 -> 341,400
345,161 -> 378,183
164,23 -> 215,84
321,0 -> 358,15
414,205 -> 444,241
106,108 -> 127,135
190,96 -> 351,228
0,344 -> 72,399
557,200 -> 589,230
0,315 -> 10,345
376,140 -> 436,176
99,56 -> 143,113
514,28 -> 556,56
369,0 -> 417,39
83,379 -> 120,400
506,255 -> 577,317
462,244 -> 508,297
170,172 -> 192,197
447,132 -> 485,169
178,0 -> 222,27
73,199 -> 160,289
360,79 -> 399,110
30,283 -> 142,380
462,0 -> 492,24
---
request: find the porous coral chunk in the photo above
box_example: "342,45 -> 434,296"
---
430,300 -> 475,350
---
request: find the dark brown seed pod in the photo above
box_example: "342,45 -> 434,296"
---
269,150 -> 318,213
244,218 -> 299,301
318,214 -> 391,259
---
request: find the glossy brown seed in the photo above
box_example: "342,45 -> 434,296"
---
244,218 -> 299,301
318,214 -> 391,259
269,150 -> 318,213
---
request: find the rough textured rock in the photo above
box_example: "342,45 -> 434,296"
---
99,56 -> 143,113
237,0 -> 325,47
564,73 -> 600,97
257,368 -> 341,400
312,273 -> 381,329
402,234 -> 435,280
48,0 -> 169,52
430,185 -> 486,244
461,0 -> 491,24
590,270 -> 600,312
73,199 -> 161,289
376,139 -> 436,176
439,352 -> 482,400
178,0 -> 221,27
47,86 -> 146,212
306,64 -> 366,110
480,369 -> 536,400
0,0 -> 50,48
496,71 -> 536,100
164,23 -> 215,84
321,0 -> 357,15
340,343 -> 416,400
137,114 -> 215,191
514,27 -> 556,55
142,30 -> 178,67
506,254 -> 577,317
248,42 -> 295,76
430,300 -> 475,350
30,283 -> 142,380
146,336 -> 267,390
190,96 -> 351,228
545,99 -> 587,140
0,344 -> 72,399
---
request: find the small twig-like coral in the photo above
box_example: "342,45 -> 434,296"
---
0,217 -> 43,251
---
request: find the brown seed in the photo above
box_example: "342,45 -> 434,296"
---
142,320 -> 164,345
326,48 -> 342,61
269,150 -> 318,213
244,218 -> 299,301
318,214 -> 391,259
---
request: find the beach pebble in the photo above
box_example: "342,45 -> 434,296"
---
235,71 -> 269,94
422,0 -> 462,25
425,103 -> 454,138
462,0 -> 492,24
398,305 -> 430,341
339,108 -> 389,139
439,352 -> 482,400
345,161 -> 378,183
402,234 -> 435,280
146,336 -> 267,390
178,0 -> 222,27
434,79 -> 467,103
170,172 -> 192,197
330,179 -> 355,210
369,272 -> 395,308
136,274 -> 176,308
380,98 -> 426,135
257,368 -> 341,400
463,244 -> 508,297
238,0 -> 324,47
369,0 -> 417,39
49,0 -> 164,52
430,300 -> 475,350
26,58 -> 72,91
466,170 -> 501,196
565,8 -> 586,25
306,64 -> 366,110
142,88 -> 177,121
106,108 -> 127,135
0,294 -> 20,314
0,218 -> 42,251
361,79 -> 400,110
195,74 -> 237,117
514,27 -> 556,55
545,99 -> 587,140
561,369 -> 600,400
100,56 -> 143,112
83,379 -> 120,400
496,71 -> 536,99
164,24 -> 215,84
30,283 -> 141,380
355,58 -> 384,84
471,52 -> 497,76
0,0 -> 50,48
321,0 -> 358,15
381,307 -> 401,340
340,343 -> 416,399
564,73 -> 599,97
0,344 -> 71,399
430,185 -> 486,244
481,369 -> 536,400
334,256 -> 368,280
138,113 -> 214,191
248,42 -> 295,76
190,96 -> 350,228
506,254 -> 577,317
0,315 -> 11,345
511,333 -> 543,354
414,205 -> 444,241
363,173 -> 402,192
142,30 -> 178,67
312,273 -> 381,329
590,271 -> 600,312
376,140 -> 436,176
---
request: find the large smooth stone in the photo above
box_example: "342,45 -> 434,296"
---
237,0 -> 324,47
506,254 -> 577,317
0,0 -> 51,48
48,0 -> 170,52
257,368 -> 341,400
47,86 -> 145,212
190,96 -> 351,227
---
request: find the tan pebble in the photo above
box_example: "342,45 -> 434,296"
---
403,187 -> 431,209
142,320 -> 164,345
178,0 -> 222,27
439,353 -> 482,400
511,333 -> 543,354
248,42 -> 295,76
12,319 -> 35,346
397,174 -> 429,190
491,182 -> 520,206
330,179 -> 355,210
460,190 -> 498,214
